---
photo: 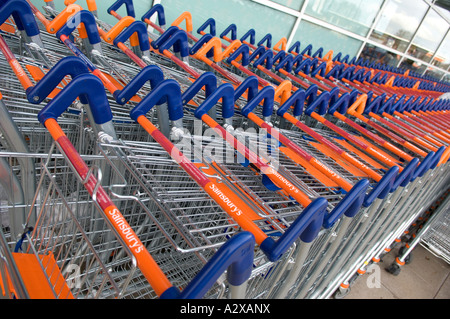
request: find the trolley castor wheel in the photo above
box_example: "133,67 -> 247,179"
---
333,286 -> 351,299
385,263 -> 401,276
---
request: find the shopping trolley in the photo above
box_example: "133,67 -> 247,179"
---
1,0 -> 449,300
420,195 -> 450,264
53,1 -> 450,300
3,1 -> 334,300
0,57 -> 257,299
39,5 -> 394,302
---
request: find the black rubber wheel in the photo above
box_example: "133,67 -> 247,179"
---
333,287 -> 351,299
385,263 -> 401,276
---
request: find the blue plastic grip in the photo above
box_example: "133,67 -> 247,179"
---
288,41 -> 301,54
141,4 -> 166,26
130,79 -> 184,122
391,158 -> 419,191
156,28 -> 190,57
258,33 -> 272,48
240,85 -> 275,118
363,93 -> 384,115
277,88 -> 305,117
197,18 -> 216,36
295,58 -> 313,75
151,25 -> 177,49
274,54 -> 293,72
176,232 -> 255,299
114,65 -> 164,105
181,72 -> 217,105
226,44 -> 251,66
159,231 -> 255,299
26,56 -> 89,104
56,10 -> 101,46
0,0 -> 40,37
220,24 -> 237,41
260,197 -> 328,261
323,179 -> 370,228
273,50 -> 286,66
38,74 -> 113,125
240,29 -> 255,45
234,76 -> 258,103
113,21 -> 151,52
108,0 -> 135,17
252,49 -> 273,69
305,91 -> 329,116
430,146 -> 446,170
189,33 -> 214,58
363,166 -> 399,207
312,47 -> 323,58
311,61 -> 327,77
328,87 -> 340,108
412,151 -> 435,180
194,83 -> 235,120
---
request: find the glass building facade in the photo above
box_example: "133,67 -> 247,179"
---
38,0 -> 450,81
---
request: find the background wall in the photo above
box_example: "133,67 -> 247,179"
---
33,0 -> 450,82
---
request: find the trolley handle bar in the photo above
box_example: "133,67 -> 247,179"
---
132,79 -> 329,261
38,74 -> 113,126
55,10 -> 101,46
108,0 -> 135,18
26,56 -> 90,104
0,0 -> 40,37
112,20 -> 151,52
163,232 -> 256,299
141,4 -> 166,28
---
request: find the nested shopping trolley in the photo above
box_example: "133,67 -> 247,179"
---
1,0 -> 449,300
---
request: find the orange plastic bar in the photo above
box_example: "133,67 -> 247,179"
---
44,118 -> 173,297
332,111 -> 415,162
0,35 -> 33,90
100,16 -> 139,47
279,112 -> 383,182
368,111 -> 438,152
381,111 -> 445,148
192,36 -> 224,63
136,115 -> 269,245
247,112 -> 360,189
201,114 -> 312,208
44,4 -> 82,33
171,11 -> 193,33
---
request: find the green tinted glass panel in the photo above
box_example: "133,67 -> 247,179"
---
432,33 -> 450,71
160,0 -> 297,45
305,0 -> 384,36
370,0 -> 428,52
270,0 -> 305,11
293,20 -> 363,58
407,9 -> 449,63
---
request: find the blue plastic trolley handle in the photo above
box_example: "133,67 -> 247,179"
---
38,74 -> 113,125
130,79 -> 184,122
194,82 -> 235,120
108,0 -> 135,17
113,20 -> 151,52
197,17 -> 216,36
55,10 -> 102,46
141,4 -> 166,27
0,0 -> 40,37
26,56 -> 90,104
160,231 -> 256,299
114,65 -> 165,105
